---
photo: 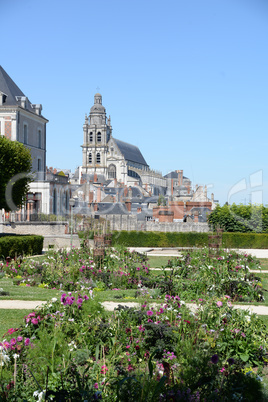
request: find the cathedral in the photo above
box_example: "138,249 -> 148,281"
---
80,93 -> 166,193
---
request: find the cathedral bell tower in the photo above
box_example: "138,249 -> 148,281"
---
81,93 -> 112,178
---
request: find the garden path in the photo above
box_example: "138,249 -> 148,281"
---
129,247 -> 268,259
1,300 -> 268,315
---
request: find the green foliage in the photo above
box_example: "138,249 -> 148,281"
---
0,136 -> 32,211
0,235 -> 43,258
112,230 -> 208,247
157,194 -> 166,206
111,230 -> 268,249
208,203 -> 268,233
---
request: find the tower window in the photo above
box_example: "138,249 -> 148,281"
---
89,132 -> 93,142
96,152 -> 101,164
88,153 -> 92,163
97,132 -> 101,142
37,158 -> 42,171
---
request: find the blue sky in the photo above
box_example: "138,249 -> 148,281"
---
2,0 -> 268,205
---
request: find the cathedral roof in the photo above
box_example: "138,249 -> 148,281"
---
0,66 -> 26,106
113,138 -> 148,166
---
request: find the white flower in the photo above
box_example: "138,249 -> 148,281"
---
13,353 -> 20,359
51,298 -> 57,302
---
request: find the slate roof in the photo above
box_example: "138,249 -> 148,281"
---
113,138 -> 148,167
164,171 -> 189,179
96,202 -> 129,215
0,66 -> 26,106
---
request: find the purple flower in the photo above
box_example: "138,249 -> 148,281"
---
227,358 -> 235,365
211,354 -> 219,364
146,310 -> 153,316
24,338 -> 30,346
94,383 -> 98,389
17,336 -> 23,342
65,297 -> 74,305
84,295 -> 89,300
216,301 -> 223,307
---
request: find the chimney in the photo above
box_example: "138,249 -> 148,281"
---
97,187 -> 101,203
125,200 -> 131,212
194,211 -> 199,222
211,193 -> 214,202
171,179 -> 173,196
94,172 -> 98,183
177,170 -> 183,186
93,203 -> 98,212
124,186 -> 128,197
137,207 -> 142,213
89,191 -> 93,204
114,178 -> 117,187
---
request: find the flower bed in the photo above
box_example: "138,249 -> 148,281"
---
1,247 -> 264,304
1,291 -> 268,400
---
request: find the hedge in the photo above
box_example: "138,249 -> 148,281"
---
111,231 -> 268,249
0,235 -> 44,259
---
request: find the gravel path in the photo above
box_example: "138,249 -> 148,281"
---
1,299 -> 268,316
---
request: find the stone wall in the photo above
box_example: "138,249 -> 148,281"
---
0,221 -> 67,236
105,215 -> 209,232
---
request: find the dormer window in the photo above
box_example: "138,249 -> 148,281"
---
97,132 -> 101,142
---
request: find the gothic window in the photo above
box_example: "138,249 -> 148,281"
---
88,153 -> 92,163
108,164 -> 116,179
23,125 -> 28,144
97,132 -> 101,142
96,152 -> 101,164
89,132 -> 93,142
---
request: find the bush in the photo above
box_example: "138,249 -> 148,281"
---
111,230 -> 268,249
0,235 -> 43,258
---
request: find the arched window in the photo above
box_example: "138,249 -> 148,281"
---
108,164 -> 116,179
96,152 -> 101,164
97,132 -> 101,142
88,153 -> 92,163
89,132 -> 93,142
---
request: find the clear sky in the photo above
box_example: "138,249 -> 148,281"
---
2,0 -> 268,205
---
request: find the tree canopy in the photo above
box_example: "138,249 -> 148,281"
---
0,136 -> 32,211
207,203 -> 268,233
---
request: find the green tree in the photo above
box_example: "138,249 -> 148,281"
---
157,194 -> 166,206
208,203 -> 268,233
0,136 -> 32,211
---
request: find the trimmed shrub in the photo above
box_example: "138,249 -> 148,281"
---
0,235 -> 44,258
111,231 -> 268,249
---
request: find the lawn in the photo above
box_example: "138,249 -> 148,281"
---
0,309 -> 32,337
0,277 -> 60,301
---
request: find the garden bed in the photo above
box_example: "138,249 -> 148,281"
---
1,247 -> 268,400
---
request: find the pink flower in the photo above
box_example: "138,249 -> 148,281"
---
94,383 -> 98,389
10,338 -> 16,346
216,301 -> 223,307
220,367 -> 225,373
24,338 -> 30,346
146,310 -> 153,316
101,365 -> 108,374
126,345 -> 131,349
31,318 -> 39,325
